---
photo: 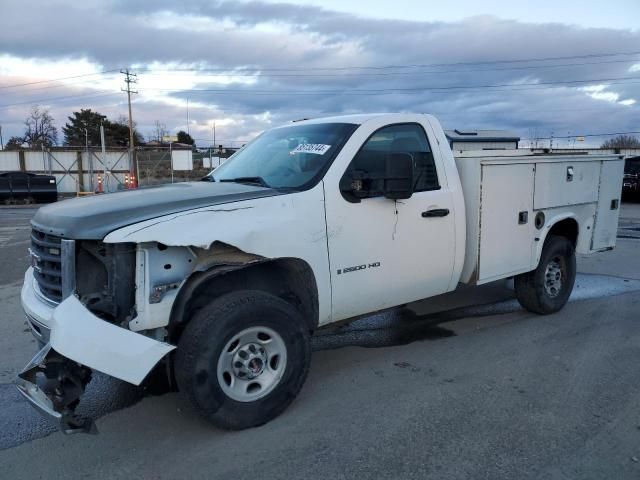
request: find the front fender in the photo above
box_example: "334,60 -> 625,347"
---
104,186 -> 333,325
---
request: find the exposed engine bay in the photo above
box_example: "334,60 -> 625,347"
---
76,241 -> 136,326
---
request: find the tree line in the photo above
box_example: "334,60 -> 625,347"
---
4,105 -> 195,150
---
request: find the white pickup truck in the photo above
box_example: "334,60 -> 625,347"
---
17,113 -> 624,433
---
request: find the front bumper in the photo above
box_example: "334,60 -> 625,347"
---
21,268 -> 175,385
21,268 -> 56,341
16,343 -> 96,433
18,268 -> 176,432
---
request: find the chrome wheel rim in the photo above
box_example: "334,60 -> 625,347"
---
217,326 -> 287,402
544,258 -> 563,298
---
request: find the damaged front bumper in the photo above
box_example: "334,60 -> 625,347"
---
18,280 -> 176,433
16,344 -> 96,433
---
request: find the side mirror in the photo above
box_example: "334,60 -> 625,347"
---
383,153 -> 414,200
339,170 -> 370,202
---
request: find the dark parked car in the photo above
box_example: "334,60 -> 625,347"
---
0,171 -> 58,204
623,156 -> 640,199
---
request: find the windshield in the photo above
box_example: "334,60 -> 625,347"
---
209,122 -> 358,189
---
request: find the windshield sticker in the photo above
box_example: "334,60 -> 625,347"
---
290,143 -> 332,155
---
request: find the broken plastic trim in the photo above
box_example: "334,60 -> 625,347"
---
15,343 -> 97,434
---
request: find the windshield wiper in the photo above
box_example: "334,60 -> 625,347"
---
219,176 -> 270,188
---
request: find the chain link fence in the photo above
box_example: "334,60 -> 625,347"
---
136,149 -> 210,187
0,146 -> 236,193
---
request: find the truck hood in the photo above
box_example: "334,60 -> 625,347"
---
31,181 -> 281,240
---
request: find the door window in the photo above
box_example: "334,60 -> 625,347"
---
342,123 -> 440,200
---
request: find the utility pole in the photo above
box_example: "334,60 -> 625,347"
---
0,124 -> 3,150
121,69 -> 138,182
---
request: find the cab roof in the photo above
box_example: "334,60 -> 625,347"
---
288,113 -> 400,126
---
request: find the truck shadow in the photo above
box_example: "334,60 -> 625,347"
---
310,279 -> 517,351
312,308 -> 457,351
310,272 -> 640,351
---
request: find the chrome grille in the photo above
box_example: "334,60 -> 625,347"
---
30,229 -> 63,303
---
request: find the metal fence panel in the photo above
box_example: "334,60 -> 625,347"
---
24,151 -> 50,172
0,151 -> 20,171
4,147 -> 217,192
53,173 -> 78,193
172,150 -> 193,170
49,151 -> 78,170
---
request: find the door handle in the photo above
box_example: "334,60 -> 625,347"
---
421,208 -> 450,218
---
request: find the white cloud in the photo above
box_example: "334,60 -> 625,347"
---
580,84 -> 638,106
588,91 -> 620,103
0,54 -> 100,79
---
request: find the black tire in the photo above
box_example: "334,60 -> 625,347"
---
175,290 -> 311,430
514,235 -> 576,314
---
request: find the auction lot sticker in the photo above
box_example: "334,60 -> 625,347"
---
290,144 -> 332,155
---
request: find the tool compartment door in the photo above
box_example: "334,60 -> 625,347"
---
592,159 -> 624,250
478,163 -> 535,282
534,161 -> 600,209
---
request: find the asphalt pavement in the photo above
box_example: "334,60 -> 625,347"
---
0,203 -> 639,479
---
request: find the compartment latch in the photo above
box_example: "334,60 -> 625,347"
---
566,166 -> 574,182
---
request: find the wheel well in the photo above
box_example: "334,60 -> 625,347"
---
168,258 -> 319,342
547,218 -> 578,247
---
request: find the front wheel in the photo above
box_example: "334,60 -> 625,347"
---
175,290 -> 311,430
514,235 -> 576,314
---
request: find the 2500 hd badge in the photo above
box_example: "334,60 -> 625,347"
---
337,262 -> 381,275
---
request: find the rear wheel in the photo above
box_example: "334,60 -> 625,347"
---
514,235 -> 576,314
175,290 -> 311,430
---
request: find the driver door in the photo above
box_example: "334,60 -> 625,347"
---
324,122 -> 455,321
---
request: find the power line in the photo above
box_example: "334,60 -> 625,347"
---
0,49 -> 638,95
141,75 -> 640,96
0,75 -> 121,95
0,69 -> 121,90
0,50 -> 637,102
0,50 -> 636,92
2,71 -> 637,110
2,76 -> 633,111
4,57 -> 637,100
1,77 -> 635,113
144,58 -> 639,79
137,50 -> 640,73
0,91 -> 122,109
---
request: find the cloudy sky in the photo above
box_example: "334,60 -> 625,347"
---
0,0 -> 639,148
